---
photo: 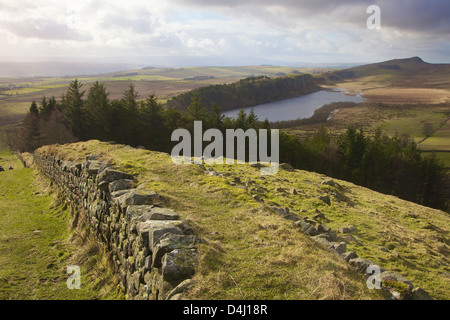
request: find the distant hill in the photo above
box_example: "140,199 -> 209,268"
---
0,61 -> 143,77
317,57 -> 450,89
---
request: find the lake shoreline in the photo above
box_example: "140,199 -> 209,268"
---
223,88 -> 365,122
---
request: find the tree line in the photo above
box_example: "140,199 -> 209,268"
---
14,79 -> 449,211
278,126 -> 449,211
165,74 -> 320,112
13,80 -> 269,154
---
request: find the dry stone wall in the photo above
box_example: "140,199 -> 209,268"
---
33,152 -> 199,300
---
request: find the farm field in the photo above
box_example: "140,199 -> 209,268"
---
372,108 -> 449,141
419,119 -> 450,151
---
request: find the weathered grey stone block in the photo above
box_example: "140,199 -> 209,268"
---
144,255 -> 152,271
161,248 -> 199,282
127,206 -> 179,233
127,205 -> 153,221
284,213 -> 299,222
152,233 -> 200,268
97,168 -> 134,186
146,207 -> 179,221
136,220 -> 183,250
85,160 -> 103,176
166,279 -> 196,300
295,220 -> 312,232
311,235 -> 333,248
317,223 -> 331,233
272,207 -> 288,217
111,189 -> 161,210
331,242 -> 347,254
304,226 -> 318,236
342,251 -> 358,262
109,179 -> 134,192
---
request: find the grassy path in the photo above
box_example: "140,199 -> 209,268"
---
0,150 -> 122,299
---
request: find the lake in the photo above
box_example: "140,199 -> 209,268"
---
223,89 -> 365,122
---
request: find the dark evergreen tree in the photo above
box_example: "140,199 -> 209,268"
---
207,103 -> 225,130
246,108 -> 258,129
138,94 -> 168,150
261,118 -> 271,130
38,96 -> 57,120
29,101 -> 39,115
60,79 -> 87,140
121,84 -> 140,145
234,109 -> 248,129
85,81 -> 111,140
186,92 -> 208,124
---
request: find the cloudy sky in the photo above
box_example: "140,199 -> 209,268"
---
0,0 -> 449,66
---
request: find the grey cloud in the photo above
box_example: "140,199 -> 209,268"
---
170,0 -> 450,34
3,19 -> 91,41
378,0 -> 450,34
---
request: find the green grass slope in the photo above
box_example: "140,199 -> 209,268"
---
37,140 -> 450,300
0,149 -> 123,299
